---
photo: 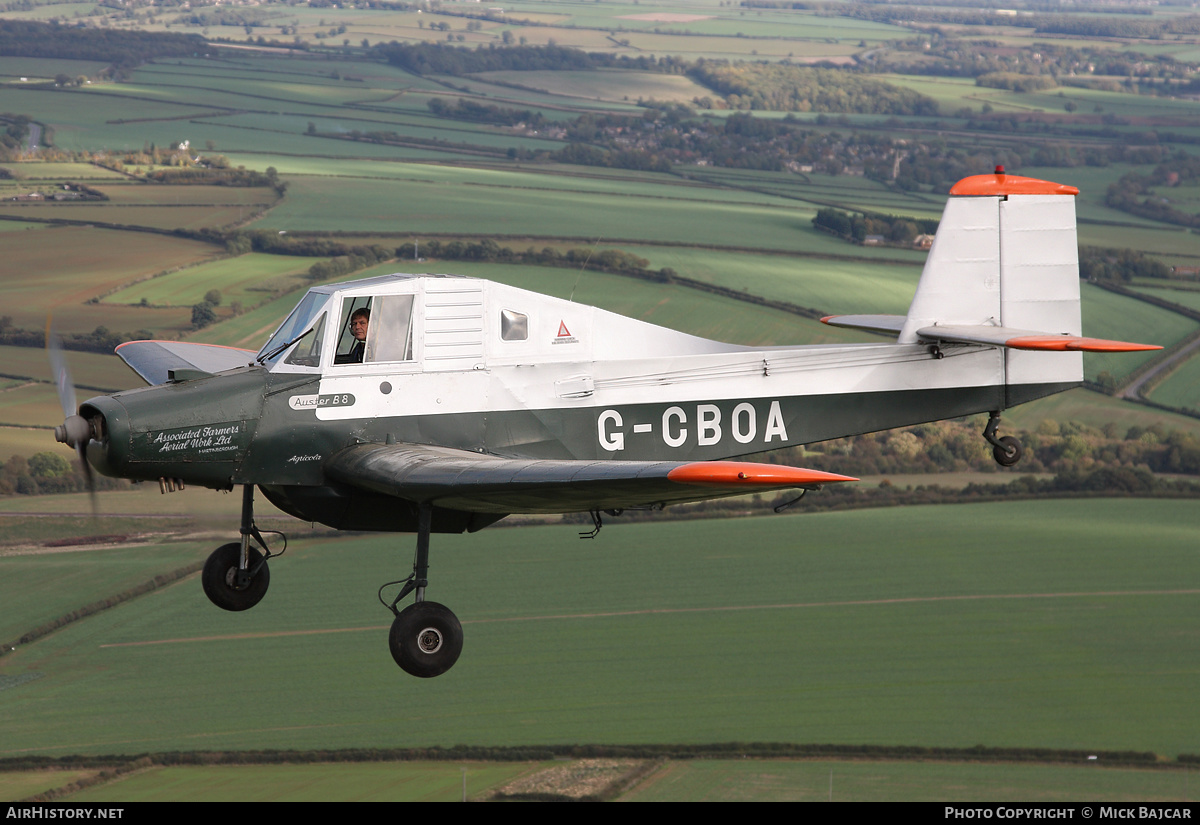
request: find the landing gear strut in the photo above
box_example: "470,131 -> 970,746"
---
202,485 -> 280,612
983,412 -> 1023,467
383,504 -> 464,678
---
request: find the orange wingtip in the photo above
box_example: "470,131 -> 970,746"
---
820,315 -> 837,324
950,173 -> 1078,197
1006,335 -> 1162,353
668,462 -> 857,487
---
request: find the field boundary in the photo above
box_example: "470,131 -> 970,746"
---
9,741 -> 1194,803
0,561 -> 202,657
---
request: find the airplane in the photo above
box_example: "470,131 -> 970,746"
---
53,168 -> 1160,677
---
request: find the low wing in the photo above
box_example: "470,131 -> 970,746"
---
325,442 -> 856,515
114,340 -> 257,385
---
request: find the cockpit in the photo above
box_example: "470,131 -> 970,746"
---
258,275 -> 424,373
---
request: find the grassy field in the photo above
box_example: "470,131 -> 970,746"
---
620,759 -> 1196,802
1005,387 -> 1200,438
0,770 -> 98,802
2,499 -> 1198,758
67,761 -> 536,802
254,174 -> 809,245
1146,350 -> 1200,412
101,253 -> 313,309
1079,284 -> 1199,383
472,69 -> 715,104
8,756 -> 1182,802
0,224 -> 219,332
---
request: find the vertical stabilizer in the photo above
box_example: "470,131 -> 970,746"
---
900,170 -> 1085,393
898,196 -> 1001,344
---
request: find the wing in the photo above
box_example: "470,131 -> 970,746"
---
114,340 -> 258,385
325,442 -> 856,514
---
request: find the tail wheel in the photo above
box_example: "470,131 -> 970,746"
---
993,435 -> 1023,467
389,601 -> 463,678
202,542 -> 270,612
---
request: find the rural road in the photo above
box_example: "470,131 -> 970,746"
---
1120,330 -> 1200,400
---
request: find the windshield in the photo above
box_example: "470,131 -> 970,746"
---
257,290 -> 329,365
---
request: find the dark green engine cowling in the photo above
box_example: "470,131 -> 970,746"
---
81,367 -> 271,490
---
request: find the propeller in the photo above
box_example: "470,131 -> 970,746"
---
48,322 -> 98,514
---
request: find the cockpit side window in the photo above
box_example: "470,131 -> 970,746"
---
333,294 -> 415,365
334,297 -> 372,365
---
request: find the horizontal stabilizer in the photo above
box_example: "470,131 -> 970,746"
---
820,315 -> 906,336
115,340 -> 257,385
327,442 -> 856,515
915,325 -> 1161,353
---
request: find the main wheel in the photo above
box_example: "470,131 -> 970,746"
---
202,542 -> 270,612
389,601 -> 463,678
992,435 -> 1023,467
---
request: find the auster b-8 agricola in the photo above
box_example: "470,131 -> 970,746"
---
54,170 -> 1158,677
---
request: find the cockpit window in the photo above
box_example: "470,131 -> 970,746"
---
334,296 -> 372,364
258,290 -> 327,366
284,313 -> 325,367
334,294 -> 415,365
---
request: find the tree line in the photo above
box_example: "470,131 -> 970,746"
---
812,207 -> 939,244
0,19 -> 204,66
1105,156 -> 1200,230
688,63 -> 940,115
374,41 -> 687,77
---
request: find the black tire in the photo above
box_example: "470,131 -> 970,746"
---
993,435 -> 1023,467
202,542 -> 270,612
389,601 -> 463,678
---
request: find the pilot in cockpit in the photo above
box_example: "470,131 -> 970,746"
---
336,307 -> 370,364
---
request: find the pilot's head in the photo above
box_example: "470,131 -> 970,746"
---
350,308 -> 370,342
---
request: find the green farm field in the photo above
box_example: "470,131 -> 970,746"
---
2,499 -> 1199,758
35,757 -> 1191,802
0,770 -> 97,803
0,162 -> 128,181
0,203 -> 258,230
0,346 -> 132,392
472,69 -> 715,104
1133,285 -> 1200,314
94,185 -> 277,207
1006,388 -> 1200,439
1146,350 -> 1200,413
12,755 -> 1194,802
0,225 -> 219,331
1079,284 -> 1199,383
619,759 -> 1195,803
102,253 -> 313,309
66,761 -> 537,803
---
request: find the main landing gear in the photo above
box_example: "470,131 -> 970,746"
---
381,504 -> 464,678
983,412 -> 1023,467
202,485 -> 282,612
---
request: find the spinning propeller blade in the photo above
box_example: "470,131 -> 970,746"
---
47,320 -> 98,515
